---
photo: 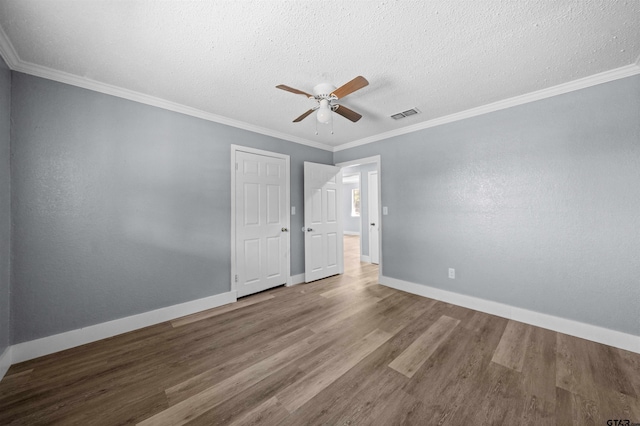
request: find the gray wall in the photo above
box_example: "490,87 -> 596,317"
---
335,75 -> 640,336
0,57 -> 10,355
6,67 -> 639,345
10,72 -> 332,343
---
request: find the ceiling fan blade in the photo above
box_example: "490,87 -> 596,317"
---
293,109 -> 315,122
331,76 -> 369,99
276,84 -> 313,98
334,105 -> 363,122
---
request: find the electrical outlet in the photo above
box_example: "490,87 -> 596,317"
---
383,206 -> 388,215
448,268 -> 455,279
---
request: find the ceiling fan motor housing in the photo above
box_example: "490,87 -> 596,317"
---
313,83 -> 337,100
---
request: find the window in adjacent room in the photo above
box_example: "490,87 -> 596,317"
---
351,188 -> 361,217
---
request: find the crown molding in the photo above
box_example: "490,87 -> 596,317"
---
0,25 -> 19,68
2,24 -> 639,154
335,62 -> 640,152
16,61 -> 334,152
0,28 -> 332,152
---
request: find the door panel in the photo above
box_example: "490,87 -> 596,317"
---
326,189 -> 337,222
266,237 -> 281,277
311,189 -> 322,224
236,151 -> 288,297
243,158 -> 259,175
327,233 -> 338,267
266,184 -> 280,224
244,239 -> 260,283
311,235 -> 323,272
266,162 -> 280,177
244,183 -> 259,225
304,162 -> 344,282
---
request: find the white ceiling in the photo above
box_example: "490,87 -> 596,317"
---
0,1 -> 639,151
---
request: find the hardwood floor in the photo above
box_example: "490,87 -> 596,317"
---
1,235 -> 639,425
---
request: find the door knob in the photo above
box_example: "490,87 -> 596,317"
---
281,227 -> 289,232
307,228 -> 313,232
370,223 -> 376,226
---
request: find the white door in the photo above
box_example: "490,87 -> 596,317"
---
235,150 -> 288,297
304,162 -> 344,282
368,171 -> 380,264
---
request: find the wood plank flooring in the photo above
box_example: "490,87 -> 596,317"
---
1,235 -> 638,425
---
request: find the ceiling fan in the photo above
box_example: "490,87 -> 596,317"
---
276,76 -> 369,124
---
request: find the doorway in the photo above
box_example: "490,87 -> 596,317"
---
336,156 -> 382,281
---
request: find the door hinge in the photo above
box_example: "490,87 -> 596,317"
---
235,274 -> 238,283
235,162 -> 238,171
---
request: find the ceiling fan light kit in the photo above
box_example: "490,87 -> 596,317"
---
316,99 -> 333,124
276,76 -> 369,129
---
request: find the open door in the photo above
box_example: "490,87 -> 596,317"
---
304,162 -> 344,282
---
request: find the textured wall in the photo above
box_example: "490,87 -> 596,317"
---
335,75 -> 640,336
10,73 -> 332,343
0,56 -> 10,355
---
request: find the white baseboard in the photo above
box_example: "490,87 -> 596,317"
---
379,275 -> 640,354
11,291 -> 237,364
287,273 -> 305,287
344,231 -> 360,236
360,255 -> 371,263
0,346 -> 11,381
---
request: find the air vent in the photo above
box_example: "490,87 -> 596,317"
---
391,108 -> 421,120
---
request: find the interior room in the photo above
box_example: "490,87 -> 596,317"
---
0,1 -> 639,424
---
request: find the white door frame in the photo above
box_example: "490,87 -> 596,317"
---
230,145 -> 291,294
335,155 -> 382,281
368,170 -> 380,264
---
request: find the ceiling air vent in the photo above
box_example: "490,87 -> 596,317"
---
391,108 -> 421,120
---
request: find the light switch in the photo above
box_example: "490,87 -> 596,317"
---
291,206 -> 296,215
383,206 -> 388,215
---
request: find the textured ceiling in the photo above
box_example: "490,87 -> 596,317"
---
0,0 -> 639,150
